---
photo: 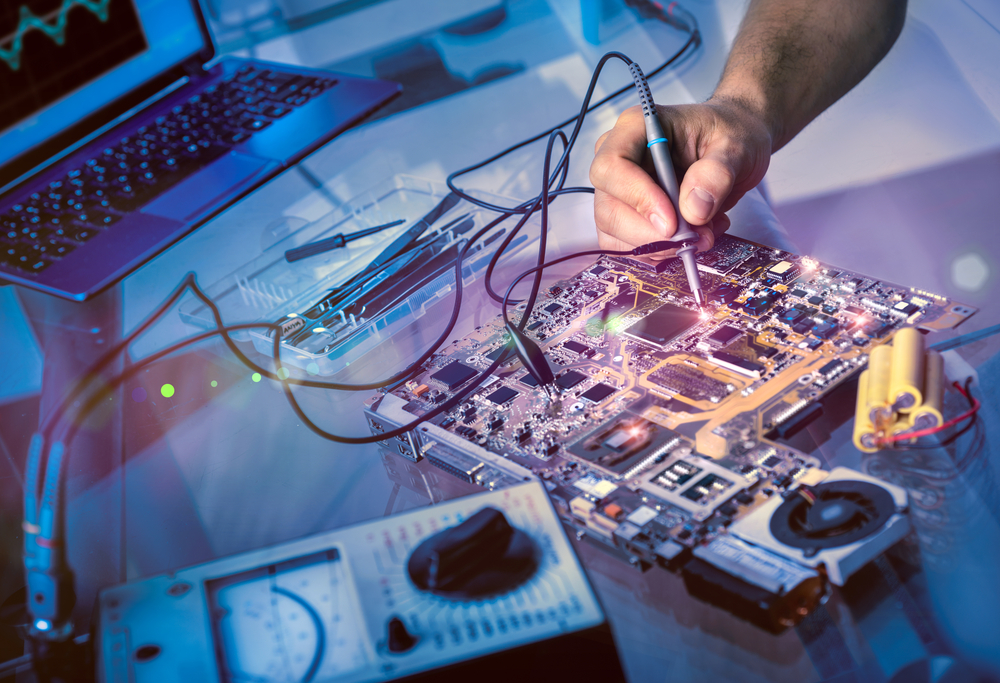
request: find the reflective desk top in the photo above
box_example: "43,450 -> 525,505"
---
2,1 -> 999,681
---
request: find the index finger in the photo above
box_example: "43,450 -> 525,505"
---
589,115 -> 678,238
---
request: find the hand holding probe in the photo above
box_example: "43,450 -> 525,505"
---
628,62 -> 706,307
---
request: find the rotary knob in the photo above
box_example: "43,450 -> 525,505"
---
407,507 -> 538,600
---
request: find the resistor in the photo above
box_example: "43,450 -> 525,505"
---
866,344 -> 893,424
909,350 -> 944,430
889,327 -> 924,412
853,370 -> 879,453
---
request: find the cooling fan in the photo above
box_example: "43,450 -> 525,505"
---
729,468 -> 909,585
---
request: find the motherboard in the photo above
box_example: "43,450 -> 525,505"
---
365,235 -> 976,632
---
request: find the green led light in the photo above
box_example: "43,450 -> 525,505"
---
160,383 -> 175,398
211,380 -> 218,387
252,373 -> 262,383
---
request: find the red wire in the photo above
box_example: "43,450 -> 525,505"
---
877,381 -> 980,446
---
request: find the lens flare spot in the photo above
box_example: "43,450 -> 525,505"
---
306,362 -> 319,376
252,373 -> 262,383
131,387 -> 146,403
160,384 -> 175,398
211,380 -> 218,388
951,252 -> 990,292
277,367 -> 290,380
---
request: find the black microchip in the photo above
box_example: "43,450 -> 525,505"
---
896,302 -> 919,315
742,296 -> 774,316
760,346 -> 778,358
591,265 -> 608,275
485,346 -> 508,362
544,303 -> 563,314
807,295 -> 823,305
624,303 -> 700,347
430,361 -> 478,390
526,321 -> 544,331
819,360 -> 842,375
519,373 -> 539,387
822,304 -> 838,315
762,454 -> 782,468
790,289 -> 807,298
708,283 -> 742,305
486,386 -> 518,405
563,340 -> 588,354
581,383 -> 616,403
557,371 -> 586,389
708,325 -> 741,345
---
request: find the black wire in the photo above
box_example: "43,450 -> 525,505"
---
447,28 -> 700,214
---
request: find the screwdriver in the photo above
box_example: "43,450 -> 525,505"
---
284,218 -> 406,263
630,64 -> 706,307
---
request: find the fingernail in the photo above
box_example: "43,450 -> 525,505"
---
687,187 -> 715,222
650,214 -> 668,235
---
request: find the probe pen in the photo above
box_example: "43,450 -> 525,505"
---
284,218 -> 406,263
631,65 -> 705,307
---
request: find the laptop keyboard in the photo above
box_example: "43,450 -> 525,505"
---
1,65 -> 337,275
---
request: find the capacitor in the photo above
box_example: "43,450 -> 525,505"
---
866,344 -> 893,425
909,349 -> 944,430
888,327 -> 924,412
852,370 -> 879,453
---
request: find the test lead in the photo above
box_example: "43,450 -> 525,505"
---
628,61 -> 706,307
284,218 -> 406,263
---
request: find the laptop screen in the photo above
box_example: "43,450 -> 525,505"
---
0,0 -> 206,174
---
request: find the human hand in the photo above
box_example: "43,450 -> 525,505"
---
590,97 -> 772,258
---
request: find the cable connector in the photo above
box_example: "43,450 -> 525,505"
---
23,435 -> 76,641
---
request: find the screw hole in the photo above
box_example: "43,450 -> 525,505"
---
135,645 -> 161,662
34,593 -> 43,604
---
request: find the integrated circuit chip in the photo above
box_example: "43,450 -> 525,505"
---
568,412 -> 680,475
519,373 -> 539,387
563,340 -> 589,354
708,325 -> 741,346
624,303 -> 700,348
581,383 -> 616,403
557,371 -> 586,389
431,361 -> 478,389
485,386 -> 518,405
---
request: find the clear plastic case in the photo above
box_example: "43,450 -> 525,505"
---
180,175 -> 538,376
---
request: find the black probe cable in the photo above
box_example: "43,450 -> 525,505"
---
476,34 -> 700,304
448,50 -> 634,216
446,24 -> 700,215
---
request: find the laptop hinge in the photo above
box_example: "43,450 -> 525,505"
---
183,57 -> 209,78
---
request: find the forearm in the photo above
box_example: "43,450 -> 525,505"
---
712,0 -> 907,151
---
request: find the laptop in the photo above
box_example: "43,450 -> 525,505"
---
0,0 -> 400,301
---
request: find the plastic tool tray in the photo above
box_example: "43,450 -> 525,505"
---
180,176 -> 538,376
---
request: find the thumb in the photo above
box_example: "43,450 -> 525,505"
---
678,147 -> 736,226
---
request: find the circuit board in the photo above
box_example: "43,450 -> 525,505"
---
365,234 -> 976,632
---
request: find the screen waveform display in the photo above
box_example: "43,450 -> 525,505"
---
0,0 -> 147,134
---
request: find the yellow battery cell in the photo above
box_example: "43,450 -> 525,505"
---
866,344 -> 893,424
889,327 -> 924,412
853,370 -> 879,453
910,350 -> 944,431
